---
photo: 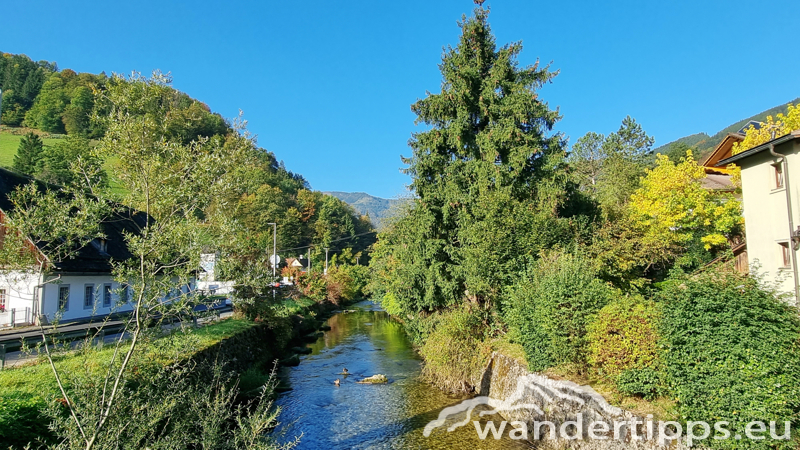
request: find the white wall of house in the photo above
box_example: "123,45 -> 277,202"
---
739,139 -> 800,304
40,274 -> 135,323
38,275 -> 199,323
0,270 -> 42,326
197,252 -> 234,295
196,280 -> 234,295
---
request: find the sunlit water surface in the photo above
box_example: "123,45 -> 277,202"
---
275,301 -> 531,449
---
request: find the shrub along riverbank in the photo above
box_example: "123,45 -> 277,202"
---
0,305 -> 329,449
366,6 -> 799,449
374,254 -> 800,448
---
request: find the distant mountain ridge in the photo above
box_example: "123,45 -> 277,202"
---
324,191 -> 403,229
654,97 -> 800,160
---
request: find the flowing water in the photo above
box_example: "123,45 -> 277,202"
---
275,301 -> 531,449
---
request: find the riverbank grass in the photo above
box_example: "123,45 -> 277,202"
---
0,317 -> 258,448
0,317 -> 256,397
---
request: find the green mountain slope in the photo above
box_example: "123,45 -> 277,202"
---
654,97 -> 800,160
324,191 -> 403,229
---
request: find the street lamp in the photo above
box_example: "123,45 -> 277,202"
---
267,222 -> 276,278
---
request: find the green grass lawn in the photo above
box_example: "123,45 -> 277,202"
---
0,317 -> 256,399
0,131 -> 61,168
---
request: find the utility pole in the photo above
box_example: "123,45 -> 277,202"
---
324,247 -> 329,275
267,222 -> 277,278
308,247 -> 312,272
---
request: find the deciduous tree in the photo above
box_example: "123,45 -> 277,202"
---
594,151 -> 743,283
569,116 -> 654,219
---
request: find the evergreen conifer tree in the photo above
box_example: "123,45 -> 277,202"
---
405,7 -> 563,202
12,131 -> 45,175
371,6 -> 576,313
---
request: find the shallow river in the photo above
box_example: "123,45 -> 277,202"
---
275,301 -> 531,449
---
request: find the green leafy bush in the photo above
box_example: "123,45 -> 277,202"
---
418,305 -> 493,393
616,367 -> 663,400
324,266 -> 354,305
295,271 -> 327,303
504,250 -> 615,372
659,269 -> 800,449
326,264 -> 371,304
0,395 -> 52,448
586,297 -> 662,380
341,264 -> 371,298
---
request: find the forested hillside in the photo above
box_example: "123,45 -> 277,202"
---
654,97 -> 800,160
0,52 -> 374,271
1,52 -> 228,138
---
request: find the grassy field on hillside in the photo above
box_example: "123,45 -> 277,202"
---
0,128 -> 127,194
0,131 -> 61,168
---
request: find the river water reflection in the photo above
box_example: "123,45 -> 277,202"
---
275,301 -> 530,449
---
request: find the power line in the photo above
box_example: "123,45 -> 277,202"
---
276,230 -> 378,254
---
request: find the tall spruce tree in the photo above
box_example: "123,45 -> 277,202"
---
12,132 -> 45,175
373,7 -> 574,313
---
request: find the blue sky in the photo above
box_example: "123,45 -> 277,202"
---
2,1 -> 798,198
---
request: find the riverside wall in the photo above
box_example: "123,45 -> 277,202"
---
479,352 -> 688,449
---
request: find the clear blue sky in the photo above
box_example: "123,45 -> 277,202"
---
2,1 -> 798,198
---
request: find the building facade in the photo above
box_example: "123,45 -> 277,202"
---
718,130 -> 800,304
0,168 -> 192,327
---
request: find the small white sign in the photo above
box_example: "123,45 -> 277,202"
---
269,254 -> 281,265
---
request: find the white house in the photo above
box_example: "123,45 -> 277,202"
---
717,130 -> 800,304
0,168 -> 192,327
196,252 -> 234,295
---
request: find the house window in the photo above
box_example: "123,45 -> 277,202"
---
84,284 -> 95,309
103,284 -> 112,307
0,289 -> 6,312
779,242 -> 791,268
774,163 -> 784,189
58,286 -> 70,311
121,284 -> 130,303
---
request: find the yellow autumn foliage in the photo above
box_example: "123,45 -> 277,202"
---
732,104 -> 800,155
726,104 -> 800,186
627,151 -> 743,256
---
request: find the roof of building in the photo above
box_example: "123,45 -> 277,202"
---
737,120 -> 764,135
285,257 -> 310,269
0,167 -> 147,273
701,133 -> 744,175
699,173 -> 735,191
717,131 -> 800,167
